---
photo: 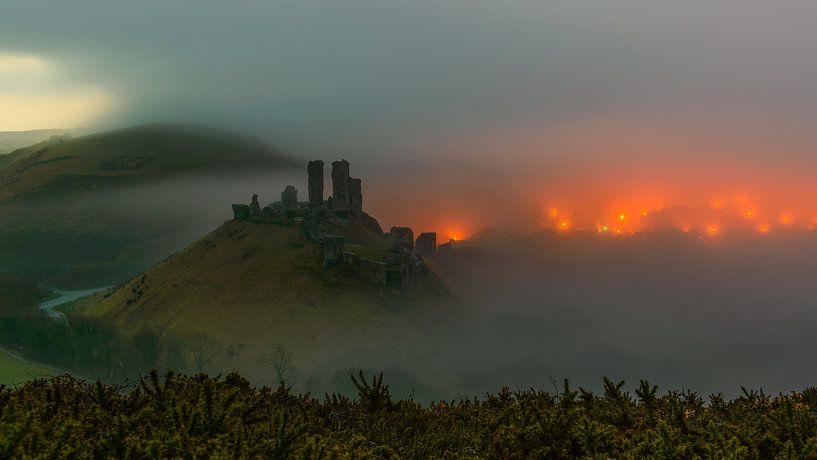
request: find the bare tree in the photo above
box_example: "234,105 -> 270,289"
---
262,343 -> 293,386
185,332 -> 220,374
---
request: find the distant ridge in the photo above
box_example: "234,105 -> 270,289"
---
0,128 -> 72,156
0,123 -> 300,287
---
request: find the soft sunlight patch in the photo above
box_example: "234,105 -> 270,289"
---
0,89 -> 115,131
0,53 -> 49,74
0,52 -> 116,130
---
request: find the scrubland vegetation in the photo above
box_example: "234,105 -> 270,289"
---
3,371 -> 817,457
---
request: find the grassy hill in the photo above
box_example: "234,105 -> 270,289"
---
78,217 -> 466,384
0,349 -> 56,386
0,124 -> 298,287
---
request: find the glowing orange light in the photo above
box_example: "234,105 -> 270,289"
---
708,225 -> 719,235
641,210 -> 648,217
712,200 -> 722,209
781,215 -> 791,224
745,211 -> 754,218
549,208 -> 558,217
615,229 -> 622,234
758,224 -> 769,233
559,220 -> 569,230
618,213 -> 626,221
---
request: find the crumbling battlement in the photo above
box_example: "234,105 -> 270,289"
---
389,227 -> 414,252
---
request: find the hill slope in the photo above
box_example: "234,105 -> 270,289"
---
0,129 -> 70,156
79,218 -> 467,382
0,124 -> 298,287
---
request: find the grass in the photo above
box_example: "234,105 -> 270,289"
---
0,348 -> 55,386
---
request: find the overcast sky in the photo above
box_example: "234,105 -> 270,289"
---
3,1 -> 817,232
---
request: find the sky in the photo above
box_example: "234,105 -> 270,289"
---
3,1 -> 817,234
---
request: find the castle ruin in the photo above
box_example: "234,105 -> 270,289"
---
230,160 -> 438,295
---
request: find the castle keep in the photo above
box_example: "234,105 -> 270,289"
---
230,160 -> 438,295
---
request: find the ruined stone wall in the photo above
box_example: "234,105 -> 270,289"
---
389,227 -> 414,252
281,185 -> 299,211
232,204 -> 251,220
415,232 -> 437,257
250,194 -> 261,216
323,235 -> 345,268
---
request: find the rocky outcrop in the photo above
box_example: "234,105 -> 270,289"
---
281,186 -> 298,211
331,160 -> 350,210
307,160 -> 324,208
415,232 -> 437,257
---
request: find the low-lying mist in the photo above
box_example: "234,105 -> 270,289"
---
379,230 -> 817,400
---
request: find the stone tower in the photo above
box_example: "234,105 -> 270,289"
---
349,177 -> 362,218
331,160 -> 350,210
307,160 -> 324,208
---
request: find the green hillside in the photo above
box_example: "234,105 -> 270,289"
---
0,124 -> 298,287
0,349 -> 55,386
77,217 -> 465,383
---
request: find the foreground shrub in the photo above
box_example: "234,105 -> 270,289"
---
2,371 -> 817,457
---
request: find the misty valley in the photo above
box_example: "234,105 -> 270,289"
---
6,1 -> 817,455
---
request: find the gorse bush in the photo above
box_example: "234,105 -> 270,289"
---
2,371 -> 817,458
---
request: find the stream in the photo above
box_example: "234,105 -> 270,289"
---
38,287 -> 111,324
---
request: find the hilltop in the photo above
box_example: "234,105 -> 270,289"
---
0,124 -> 297,287
78,218 -> 463,383
77,159 -> 467,385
